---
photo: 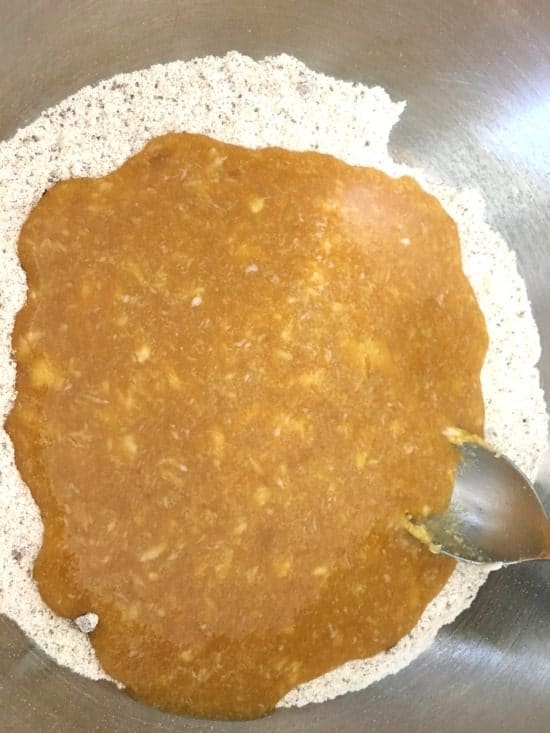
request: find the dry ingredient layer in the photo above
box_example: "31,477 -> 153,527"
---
0,53 -> 547,711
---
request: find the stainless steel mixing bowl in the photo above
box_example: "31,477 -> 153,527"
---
1,2 -> 549,731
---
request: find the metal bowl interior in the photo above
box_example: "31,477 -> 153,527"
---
1,2 -> 549,732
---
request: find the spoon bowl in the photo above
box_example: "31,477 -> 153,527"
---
420,441 -> 550,564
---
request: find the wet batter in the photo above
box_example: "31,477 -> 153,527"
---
6,133 -> 488,719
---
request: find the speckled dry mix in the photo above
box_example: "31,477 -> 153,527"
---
0,53 -> 548,710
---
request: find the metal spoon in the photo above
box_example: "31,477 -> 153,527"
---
412,441 -> 550,564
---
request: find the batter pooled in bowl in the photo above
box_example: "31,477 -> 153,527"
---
6,132 -> 487,719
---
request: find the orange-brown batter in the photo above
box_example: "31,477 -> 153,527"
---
6,133 -> 488,719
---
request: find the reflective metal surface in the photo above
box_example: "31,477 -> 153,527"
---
424,442 -> 550,563
1,2 -> 549,731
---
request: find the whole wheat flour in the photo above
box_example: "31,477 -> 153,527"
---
0,52 -> 547,708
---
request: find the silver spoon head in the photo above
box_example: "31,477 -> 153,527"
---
421,442 -> 550,564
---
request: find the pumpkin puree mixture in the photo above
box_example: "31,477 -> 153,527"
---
6,132 -> 487,719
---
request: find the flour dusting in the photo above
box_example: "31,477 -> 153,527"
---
0,52 -> 547,708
